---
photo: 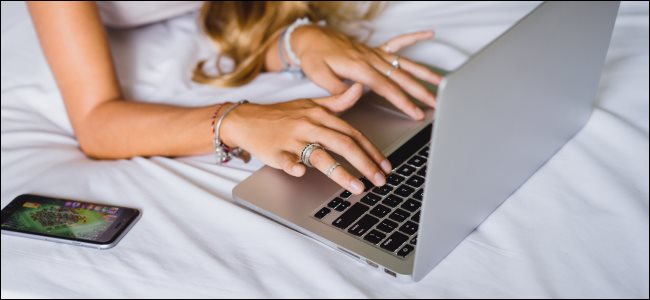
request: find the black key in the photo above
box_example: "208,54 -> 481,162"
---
395,184 -> 415,197
410,235 -> 418,245
386,173 -> 405,186
332,202 -> 369,229
364,229 -> 386,244
397,244 -> 415,257
417,166 -> 427,177
411,211 -> 421,223
418,146 -> 429,157
372,185 -> 393,196
389,208 -> 410,223
359,177 -> 373,192
360,193 -> 381,206
381,195 -> 403,207
396,165 -> 416,176
407,155 -> 427,167
413,189 -> 424,201
386,124 -> 432,168
369,204 -> 391,218
376,219 -> 398,233
401,198 -> 421,212
348,214 -> 379,236
327,197 -> 342,209
406,175 -> 425,188
399,221 -> 418,235
380,232 -> 409,252
314,207 -> 331,219
340,190 -> 352,199
335,200 -> 351,212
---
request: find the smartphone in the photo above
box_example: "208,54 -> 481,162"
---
1,194 -> 141,249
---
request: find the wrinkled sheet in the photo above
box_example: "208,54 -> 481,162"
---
2,1 -> 648,298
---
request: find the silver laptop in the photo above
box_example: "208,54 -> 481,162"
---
233,1 -> 619,281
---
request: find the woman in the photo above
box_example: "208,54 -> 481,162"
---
27,1 -> 441,195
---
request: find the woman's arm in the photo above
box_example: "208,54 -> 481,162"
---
28,2 -> 215,159
28,2 -> 389,193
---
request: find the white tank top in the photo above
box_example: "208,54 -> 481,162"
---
97,1 -> 203,28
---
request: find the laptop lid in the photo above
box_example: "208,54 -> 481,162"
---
413,1 -> 620,281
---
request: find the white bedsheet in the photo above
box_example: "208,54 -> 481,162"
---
1,1 -> 648,298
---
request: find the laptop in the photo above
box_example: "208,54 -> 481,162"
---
233,1 -> 619,281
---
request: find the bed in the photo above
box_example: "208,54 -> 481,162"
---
1,1 -> 648,298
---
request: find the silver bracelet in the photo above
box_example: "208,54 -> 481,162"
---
214,100 -> 249,164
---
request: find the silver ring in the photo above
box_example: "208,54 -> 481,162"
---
383,44 -> 393,53
300,143 -> 322,168
385,55 -> 400,78
391,55 -> 400,69
325,162 -> 341,177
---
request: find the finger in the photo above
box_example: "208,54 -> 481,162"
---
307,126 -> 386,187
370,52 -> 436,108
275,151 -> 306,177
391,55 -> 443,86
313,83 -> 363,113
308,148 -> 365,194
302,60 -> 349,95
342,62 -> 424,120
382,30 -> 434,53
312,111 -> 392,174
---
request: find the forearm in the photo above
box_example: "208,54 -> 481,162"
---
264,34 -> 284,72
76,100 -> 216,159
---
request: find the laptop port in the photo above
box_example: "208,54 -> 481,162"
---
384,268 -> 397,277
366,259 -> 378,268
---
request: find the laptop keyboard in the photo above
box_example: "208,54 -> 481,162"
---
312,124 -> 432,259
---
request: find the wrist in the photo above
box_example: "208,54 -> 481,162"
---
289,25 -> 321,63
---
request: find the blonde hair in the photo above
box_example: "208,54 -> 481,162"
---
193,1 -> 383,87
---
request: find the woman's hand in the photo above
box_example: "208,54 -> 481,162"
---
220,83 -> 392,194
293,27 -> 443,120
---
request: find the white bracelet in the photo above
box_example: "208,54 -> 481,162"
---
283,17 -> 312,69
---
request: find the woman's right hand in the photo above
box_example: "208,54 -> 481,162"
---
220,83 -> 392,194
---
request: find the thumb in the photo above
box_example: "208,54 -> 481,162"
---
313,83 -> 364,113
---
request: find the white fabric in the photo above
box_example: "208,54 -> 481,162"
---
97,1 -> 202,28
1,1 -> 648,298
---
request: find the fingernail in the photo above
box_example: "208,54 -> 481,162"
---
350,180 -> 364,194
374,172 -> 386,186
380,160 -> 392,174
414,107 -> 424,120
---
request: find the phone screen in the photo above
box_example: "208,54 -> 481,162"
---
1,194 -> 139,244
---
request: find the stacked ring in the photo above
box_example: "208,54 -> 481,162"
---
300,143 -> 323,168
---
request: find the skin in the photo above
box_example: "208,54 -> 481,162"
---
27,2 -> 441,194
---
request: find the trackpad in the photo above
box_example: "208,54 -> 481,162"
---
340,92 -> 433,154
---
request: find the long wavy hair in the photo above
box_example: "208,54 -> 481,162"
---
193,1 -> 383,87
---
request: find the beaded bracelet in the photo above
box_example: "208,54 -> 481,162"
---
278,17 -> 326,76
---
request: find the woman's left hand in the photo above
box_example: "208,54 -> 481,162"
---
292,26 -> 443,120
